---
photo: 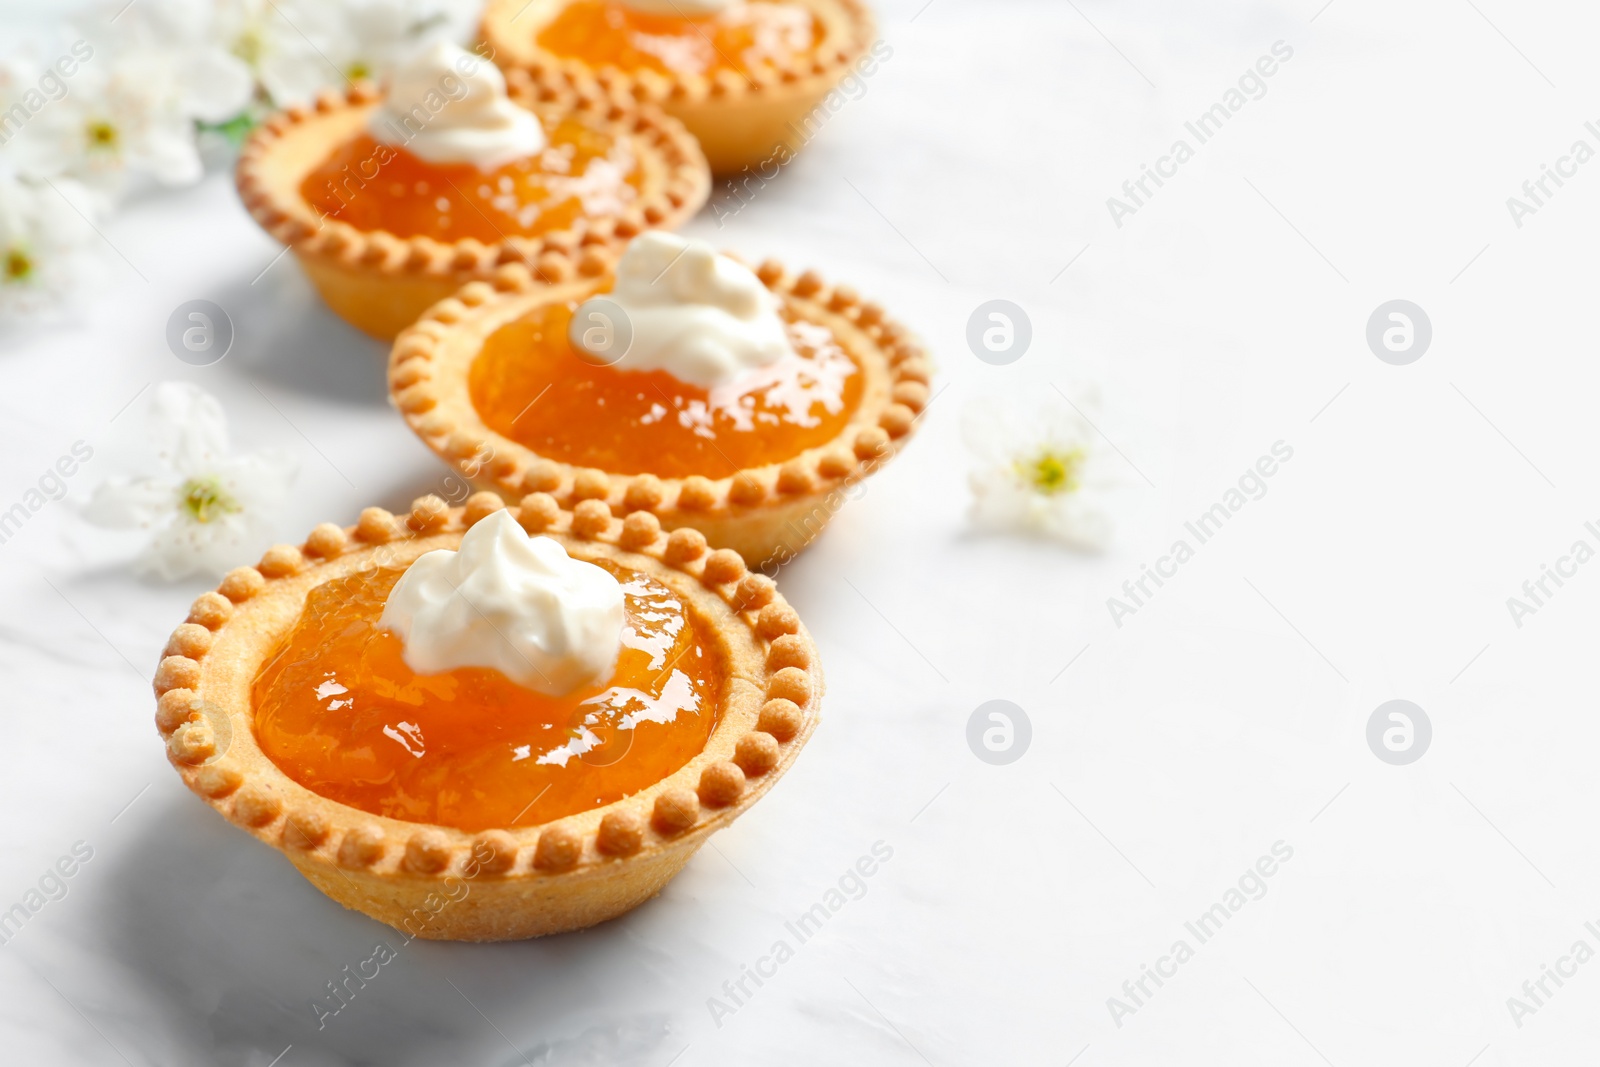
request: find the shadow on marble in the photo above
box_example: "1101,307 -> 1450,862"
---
211,268 -> 391,409
95,794 -> 687,1067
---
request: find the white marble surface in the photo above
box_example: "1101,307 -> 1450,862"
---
5,0 -> 1600,1063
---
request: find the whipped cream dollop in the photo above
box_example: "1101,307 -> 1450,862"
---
379,510 -> 624,696
571,232 -> 793,389
618,0 -> 732,14
369,42 -> 546,171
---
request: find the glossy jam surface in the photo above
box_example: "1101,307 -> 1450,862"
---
299,126 -> 639,243
536,0 -> 821,79
253,560 -> 722,832
470,300 -> 861,479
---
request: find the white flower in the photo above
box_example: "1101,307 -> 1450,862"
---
13,34 -> 253,195
204,0 -> 335,108
97,0 -> 259,119
961,389 -> 1119,551
320,0 -> 477,88
200,0 -> 478,107
85,382 -> 298,580
0,173 -> 98,320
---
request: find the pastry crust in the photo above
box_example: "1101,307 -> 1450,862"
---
235,71 -> 710,341
387,258 -> 931,570
480,0 -> 876,173
155,492 -> 821,941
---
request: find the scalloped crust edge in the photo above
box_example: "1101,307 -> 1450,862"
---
388,256 -> 933,571
155,492 -> 821,941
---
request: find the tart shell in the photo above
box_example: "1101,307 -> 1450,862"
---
235,72 -> 710,341
155,493 -> 822,941
480,0 -> 877,174
387,258 -> 932,570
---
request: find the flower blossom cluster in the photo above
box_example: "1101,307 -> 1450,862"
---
0,0 -> 479,321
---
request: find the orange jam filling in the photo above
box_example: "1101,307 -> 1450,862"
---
299,125 -> 639,243
536,0 -> 821,80
253,560 -> 722,832
469,300 -> 862,480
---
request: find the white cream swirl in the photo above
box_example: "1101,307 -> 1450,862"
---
369,42 -> 546,170
618,0 -> 732,14
571,232 -> 793,389
379,510 -> 624,696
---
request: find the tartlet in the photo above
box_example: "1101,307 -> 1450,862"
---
235,69 -> 710,341
387,257 -> 931,569
154,492 -> 821,941
480,0 -> 876,173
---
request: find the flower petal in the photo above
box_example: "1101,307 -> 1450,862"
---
131,116 -> 205,186
1041,493 -> 1113,552
176,51 -> 256,123
139,517 -> 241,580
83,478 -> 177,529
215,448 -> 299,511
959,395 -> 1023,468
146,382 -> 231,474
257,49 -> 338,107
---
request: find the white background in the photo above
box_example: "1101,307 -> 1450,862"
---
3,0 -> 1600,1063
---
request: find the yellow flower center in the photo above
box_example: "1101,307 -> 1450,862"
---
233,30 -> 263,67
347,60 -> 373,81
86,119 -> 118,149
3,247 -> 32,283
179,477 -> 241,524
1017,448 -> 1083,496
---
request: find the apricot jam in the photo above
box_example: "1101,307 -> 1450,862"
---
299,124 -> 639,243
469,300 -> 862,479
536,0 -> 821,80
253,560 -> 722,832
